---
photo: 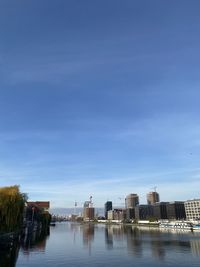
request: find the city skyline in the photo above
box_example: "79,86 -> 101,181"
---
1,1 -> 200,208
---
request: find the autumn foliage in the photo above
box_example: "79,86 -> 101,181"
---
0,185 -> 27,233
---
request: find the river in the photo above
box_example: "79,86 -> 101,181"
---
1,222 -> 200,267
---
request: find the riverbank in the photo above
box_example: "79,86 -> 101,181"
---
77,220 -> 200,232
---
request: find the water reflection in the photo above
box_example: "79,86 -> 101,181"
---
105,225 -> 113,249
20,227 -> 50,254
76,223 -> 200,263
4,223 -> 200,267
71,223 -> 200,262
0,242 -> 19,267
190,238 -> 200,256
54,222 -> 200,263
82,223 -> 95,256
82,223 -> 94,246
125,226 -> 143,257
102,225 -> 200,262
151,239 -> 166,261
0,228 -> 49,267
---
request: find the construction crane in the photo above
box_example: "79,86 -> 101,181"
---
113,197 -> 125,208
151,186 -> 157,192
89,196 -> 93,207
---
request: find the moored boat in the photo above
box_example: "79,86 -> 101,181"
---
192,224 -> 200,231
159,221 -> 193,231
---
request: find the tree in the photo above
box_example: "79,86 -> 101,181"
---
0,185 -> 27,233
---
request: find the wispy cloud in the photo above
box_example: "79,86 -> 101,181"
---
6,165 -> 198,208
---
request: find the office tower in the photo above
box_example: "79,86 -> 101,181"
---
104,201 -> 112,219
184,199 -> 200,221
153,202 -> 168,220
166,201 -> 186,220
135,205 -> 154,220
125,194 -> 139,209
147,191 -> 160,205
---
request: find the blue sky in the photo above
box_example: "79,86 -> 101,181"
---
0,0 -> 200,209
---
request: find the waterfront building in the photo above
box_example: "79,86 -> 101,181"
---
153,202 -> 168,220
147,191 -> 160,205
125,194 -> 139,209
83,207 -> 95,221
184,199 -> 200,221
25,201 -> 51,226
104,201 -> 112,219
107,209 -> 126,221
166,201 -> 186,220
83,197 -> 95,221
135,205 -> 154,220
126,208 -> 135,221
27,201 -> 50,211
107,210 -> 114,220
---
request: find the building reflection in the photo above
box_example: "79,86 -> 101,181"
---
105,225 -> 113,249
70,222 -> 81,244
190,238 -> 200,256
151,240 -> 166,261
112,225 -> 124,242
20,227 -> 50,254
103,225 -> 197,262
82,223 -> 95,255
0,227 -> 49,266
82,223 -> 95,245
67,223 -> 200,262
126,226 -> 143,257
104,225 -> 143,257
137,229 -> 166,261
150,229 -> 195,261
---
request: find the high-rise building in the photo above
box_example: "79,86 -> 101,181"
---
184,199 -> 200,221
147,191 -> 160,205
83,207 -> 95,221
104,201 -> 112,219
83,197 -> 95,221
125,194 -> 139,209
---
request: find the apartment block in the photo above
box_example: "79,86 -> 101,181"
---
184,199 -> 200,221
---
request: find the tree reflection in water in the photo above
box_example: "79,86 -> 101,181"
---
0,241 -> 20,267
0,227 -> 50,267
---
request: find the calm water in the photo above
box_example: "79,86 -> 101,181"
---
2,222 -> 200,267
